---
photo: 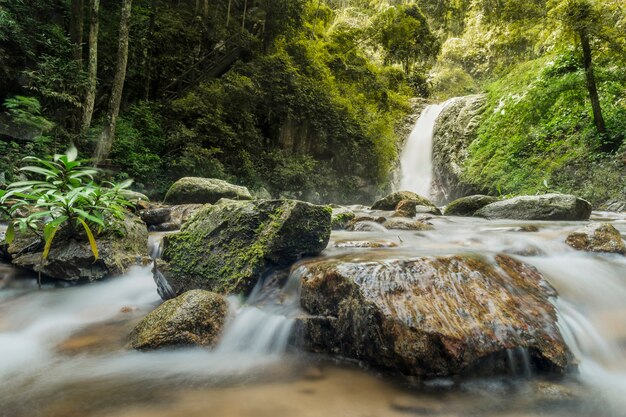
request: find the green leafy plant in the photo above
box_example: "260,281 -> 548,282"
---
0,146 -> 133,265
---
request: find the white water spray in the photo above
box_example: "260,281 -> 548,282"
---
399,100 -> 454,197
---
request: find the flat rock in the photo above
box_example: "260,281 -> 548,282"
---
383,218 -> 434,231
474,194 -> 592,221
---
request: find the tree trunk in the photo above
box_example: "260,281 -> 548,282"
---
70,0 -> 84,64
81,0 -> 100,135
93,0 -> 132,165
580,29 -> 607,135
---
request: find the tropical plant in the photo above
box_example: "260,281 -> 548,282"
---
0,146 -> 133,264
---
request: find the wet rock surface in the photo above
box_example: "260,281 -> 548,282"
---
394,200 -> 442,217
164,177 -> 252,205
383,218 -> 434,231
295,254 -> 572,377
565,223 -> 626,255
474,194 -> 592,221
2,213 -> 149,282
158,199 -> 331,296
129,290 -> 228,350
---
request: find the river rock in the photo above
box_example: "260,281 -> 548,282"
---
432,95 -> 487,203
372,191 -> 436,211
158,199 -> 331,296
394,200 -> 442,218
444,195 -> 498,216
295,254 -> 571,377
3,213 -> 149,281
474,194 -> 592,221
331,207 -> 356,230
140,207 -> 171,226
383,218 -> 434,231
565,223 -> 626,255
164,177 -> 252,205
129,290 -> 228,350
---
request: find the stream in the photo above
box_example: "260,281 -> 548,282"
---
1,212 -> 626,417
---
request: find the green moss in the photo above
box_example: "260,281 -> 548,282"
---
161,200 -> 331,295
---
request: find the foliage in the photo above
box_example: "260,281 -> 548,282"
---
3,96 -> 54,132
0,147 -> 133,261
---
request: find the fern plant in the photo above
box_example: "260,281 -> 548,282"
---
0,146 -> 133,263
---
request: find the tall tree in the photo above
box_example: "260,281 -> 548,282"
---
556,0 -> 607,136
82,0 -> 100,134
69,0 -> 85,64
93,0 -> 133,164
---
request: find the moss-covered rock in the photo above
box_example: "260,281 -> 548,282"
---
295,254 -> 572,377
474,194 -> 592,221
159,199 -> 332,296
3,213 -> 149,282
129,290 -> 228,350
444,195 -> 498,216
164,177 -> 252,205
565,223 -> 626,255
331,207 -> 356,230
372,191 -> 436,211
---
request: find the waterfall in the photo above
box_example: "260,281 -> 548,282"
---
399,99 -> 455,198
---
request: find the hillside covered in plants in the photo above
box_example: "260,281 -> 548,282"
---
1,0 -> 625,204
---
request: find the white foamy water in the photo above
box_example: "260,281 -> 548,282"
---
399,100 -> 454,197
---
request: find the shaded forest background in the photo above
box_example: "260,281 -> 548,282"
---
1,0 -> 625,204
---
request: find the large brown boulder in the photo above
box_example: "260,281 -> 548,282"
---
129,290 -> 228,350
444,195 -> 498,216
157,199 -> 331,296
295,254 -> 572,377
565,223 -> 626,255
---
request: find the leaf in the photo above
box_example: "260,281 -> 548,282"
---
19,166 -> 56,177
5,223 -> 15,244
77,218 -> 99,261
42,224 -> 61,260
72,208 -> 105,227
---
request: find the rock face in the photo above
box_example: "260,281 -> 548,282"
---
158,199 -> 331,296
295,254 -> 571,377
444,195 -> 498,216
3,213 -> 149,281
129,290 -> 228,350
372,191 -> 436,211
474,194 -> 592,221
164,177 -> 252,205
565,223 -> 626,255
432,95 -> 487,203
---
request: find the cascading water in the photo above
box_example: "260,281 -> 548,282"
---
2,212 -> 626,416
399,100 -> 454,197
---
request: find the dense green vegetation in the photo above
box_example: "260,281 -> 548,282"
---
1,0 -> 625,205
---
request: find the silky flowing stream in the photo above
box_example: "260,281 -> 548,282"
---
1,214 -> 626,416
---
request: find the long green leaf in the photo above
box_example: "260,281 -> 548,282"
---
20,166 -> 56,177
77,218 -> 99,261
5,223 -> 15,244
72,208 -> 105,227
42,224 -> 61,260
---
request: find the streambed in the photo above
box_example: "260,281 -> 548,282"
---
1,213 -> 625,417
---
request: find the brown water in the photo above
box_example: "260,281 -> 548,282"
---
1,213 -> 625,417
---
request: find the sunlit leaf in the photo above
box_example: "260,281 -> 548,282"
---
77,218 -> 99,261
